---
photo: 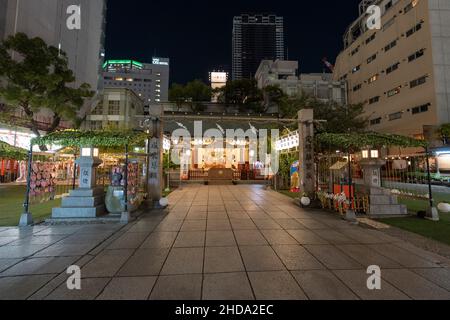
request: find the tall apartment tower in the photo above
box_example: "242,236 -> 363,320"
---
232,13 -> 285,80
333,0 -> 450,139
0,0 -> 107,91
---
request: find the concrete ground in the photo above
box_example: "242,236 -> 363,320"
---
1,185 -> 450,300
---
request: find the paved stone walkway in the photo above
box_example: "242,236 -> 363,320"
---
1,185 -> 450,300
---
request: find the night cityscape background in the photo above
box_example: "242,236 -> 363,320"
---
105,0 -> 362,83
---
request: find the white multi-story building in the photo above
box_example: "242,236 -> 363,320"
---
102,58 -> 170,112
255,60 -> 347,104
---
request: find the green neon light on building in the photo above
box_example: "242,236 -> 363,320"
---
103,60 -> 144,69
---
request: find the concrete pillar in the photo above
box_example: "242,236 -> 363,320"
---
298,109 -> 315,197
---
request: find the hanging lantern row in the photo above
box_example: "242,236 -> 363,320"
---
275,131 -> 300,151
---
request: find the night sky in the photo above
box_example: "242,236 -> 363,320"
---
105,0 -> 362,84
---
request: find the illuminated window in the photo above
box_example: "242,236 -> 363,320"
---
410,75 -> 427,88
387,86 -> 401,97
108,100 -> 121,115
368,74 -> 378,84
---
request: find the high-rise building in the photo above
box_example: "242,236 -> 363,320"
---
1,0 -> 107,91
102,58 -> 170,110
232,13 -> 285,80
333,0 -> 450,139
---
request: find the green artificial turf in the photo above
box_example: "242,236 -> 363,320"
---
0,185 -> 61,226
378,212 -> 450,246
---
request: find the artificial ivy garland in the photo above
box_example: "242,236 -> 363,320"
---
0,141 -> 28,160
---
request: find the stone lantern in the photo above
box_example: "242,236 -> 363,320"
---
52,146 -> 106,219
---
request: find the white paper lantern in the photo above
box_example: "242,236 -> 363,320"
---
159,197 -> 169,208
300,196 -> 311,207
437,203 -> 450,213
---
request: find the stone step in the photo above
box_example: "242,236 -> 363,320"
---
52,205 -> 106,219
369,204 -> 408,216
370,187 -> 392,196
69,187 -> 105,198
370,194 -> 398,205
62,195 -> 104,208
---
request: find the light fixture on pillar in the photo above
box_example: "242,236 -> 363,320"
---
81,147 -> 99,157
362,148 -> 379,159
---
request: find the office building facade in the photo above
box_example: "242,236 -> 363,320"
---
1,0 -> 107,91
84,88 -> 144,131
333,0 -> 450,138
102,58 -> 170,109
232,14 -> 285,80
256,60 -> 347,104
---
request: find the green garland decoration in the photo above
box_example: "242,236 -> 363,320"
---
31,129 -> 149,148
316,132 -> 427,150
0,141 -> 28,160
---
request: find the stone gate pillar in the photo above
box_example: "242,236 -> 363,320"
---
147,106 -> 164,207
298,109 -> 315,197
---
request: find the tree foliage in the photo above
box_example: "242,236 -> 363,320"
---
168,79 -> 211,112
0,141 -> 28,160
0,33 -> 94,148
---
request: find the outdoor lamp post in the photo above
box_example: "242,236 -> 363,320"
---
425,145 -> 439,221
19,144 -> 34,227
121,144 -> 130,223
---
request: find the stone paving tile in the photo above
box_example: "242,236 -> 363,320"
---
206,231 -> 236,247
154,219 -> 184,232
8,235 -> 67,246
368,244 -> 440,268
204,246 -> 244,273
33,226 -> 82,236
82,249 -> 134,278
33,244 -> 96,257
28,255 -> 95,300
0,244 -> 49,259
1,256 -> 79,276
248,271 -> 307,300
160,247 -> 204,275
272,245 -> 325,271
304,245 -> 362,270
333,270 -> 410,300
203,272 -> 254,300
180,220 -> 207,232
97,276 -> 157,300
240,246 -> 285,271
340,228 -> 392,244
174,231 -> 205,248
0,274 -> 55,300
274,219 -> 305,230
411,268 -> 450,292
0,237 -> 19,246
206,219 -> 231,231
0,228 -> 41,238
229,219 -> 257,230
0,258 -> 21,273
140,231 -> 178,249
150,274 -> 202,300
286,229 -> 329,245
260,229 -> 298,245
382,269 -> 450,300
234,230 -> 268,246
252,219 -> 283,230
46,277 -> 110,300
312,230 -> 355,244
292,270 -> 359,300
296,219 -> 329,230
336,244 -> 402,269
394,242 -> 450,266
106,232 -> 150,249
118,248 -> 169,276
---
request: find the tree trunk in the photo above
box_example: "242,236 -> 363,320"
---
21,103 -> 48,151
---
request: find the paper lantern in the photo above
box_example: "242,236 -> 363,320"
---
437,203 -> 450,213
300,196 -> 311,207
159,197 -> 169,208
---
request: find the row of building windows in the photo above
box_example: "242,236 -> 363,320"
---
369,102 -> 430,126
344,19 -> 424,81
